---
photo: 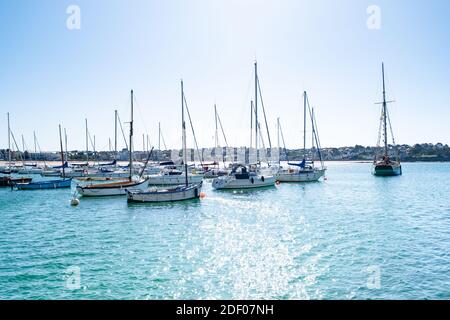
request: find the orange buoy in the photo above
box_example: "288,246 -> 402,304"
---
200,192 -> 206,199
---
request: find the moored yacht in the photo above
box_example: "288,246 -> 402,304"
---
275,91 -> 326,182
372,63 -> 402,177
213,62 -> 275,190
212,163 -> 275,189
127,80 -> 203,203
76,90 -> 149,196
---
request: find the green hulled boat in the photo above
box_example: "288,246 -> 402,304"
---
372,63 -> 402,177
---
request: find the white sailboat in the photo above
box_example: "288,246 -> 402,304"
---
212,62 -> 275,190
275,91 -> 326,182
127,80 -> 203,203
76,90 -> 149,197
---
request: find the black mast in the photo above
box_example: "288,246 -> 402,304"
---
382,63 -> 388,157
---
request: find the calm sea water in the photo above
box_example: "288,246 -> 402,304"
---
0,162 -> 449,300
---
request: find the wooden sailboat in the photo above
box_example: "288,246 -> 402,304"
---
212,61 -> 275,190
127,80 -> 203,203
0,113 -> 33,186
76,90 -> 149,196
275,91 -> 326,182
14,125 -> 72,190
373,63 -> 402,176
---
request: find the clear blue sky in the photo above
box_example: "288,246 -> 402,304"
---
1,0 -> 449,151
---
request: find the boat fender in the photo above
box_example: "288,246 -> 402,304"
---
261,176 -> 265,182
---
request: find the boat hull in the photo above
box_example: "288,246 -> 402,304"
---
127,183 -> 203,203
212,175 -> 275,190
14,179 -> 72,190
275,169 -> 326,182
373,164 -> 402,176
147,174 -> 204,185
0,177 -> 33,187
76,179 -> 149,197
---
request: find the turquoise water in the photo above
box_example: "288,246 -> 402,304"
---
0,162 -> 449,300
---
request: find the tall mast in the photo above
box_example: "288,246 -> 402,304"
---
277,117 -> 280,165
59,125 -> 65,179
382,63 -> 388,157
114,110 -> 118,160
250,101 -> 253,151
129,90 -> 134,180
214,104 -> 219,148
85,118 -> 89,164
64,128 -> 68,163
93,135 -> 96,164
7,113 -> 11,168
158,122 -> 161,150
33,131 -> 37,161
254,62 -> 258,161
21,134 -> 25,160
181,80 -> 188,187
303,91 -> 307,159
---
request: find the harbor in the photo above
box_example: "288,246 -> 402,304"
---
1,0 -> 449,304
1,161 -> 449,299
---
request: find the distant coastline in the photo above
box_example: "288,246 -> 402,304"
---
1,143 -> 449,163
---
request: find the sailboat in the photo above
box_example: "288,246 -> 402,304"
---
146,88 -> 204,186
0,113 -> 33,187
14,125 -> 72,190
76,90 -> 149,196
275,91 -> 326,182
127,80 -> 203,203
373,63 -> 402,176
203,104 -> 230,179
212,62 -> 275,190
